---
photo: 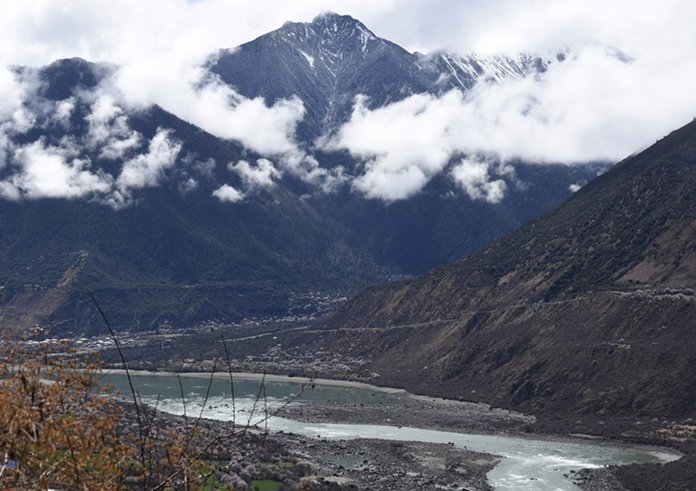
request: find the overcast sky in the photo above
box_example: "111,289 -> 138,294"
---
1,0 -> 693,65
1,0 -> 695,203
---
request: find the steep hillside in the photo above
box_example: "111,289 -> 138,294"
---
0,59 -> 386,333
0,18 -> 599,334
323,120 -> 696,419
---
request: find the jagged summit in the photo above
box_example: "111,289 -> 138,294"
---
420,51 -> 547,89
278,11 -> 378,41
310,11 -> 375,32
272,11 -> 384,66
311,10 -> 347,21
211,12 -> 546,139
210,12 -> 422,138
309,11 -> 378,44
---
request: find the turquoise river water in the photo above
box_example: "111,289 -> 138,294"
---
100,373 -> 675,491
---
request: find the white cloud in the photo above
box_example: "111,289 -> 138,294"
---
213,184 -> 245,203
216,95 -> 303,156
0,1 -> 394,69
454,44 -> 696,163
115,65 -> 307,157
0,128 -> 13,170
116,128 -> 181,192
0,69 -> 37,168
1,0 -> 696,204
325,35 -> 696,201
216,157 -> 284,202
53,98 -> 76,128
323,92 -> 463,201
229,158 -> 281,189
281,153 -> 347,193
0,78 -> 186,207
0,127 -> 182,204
0,139 -> 112,200
179,177 -> 198,194
86,93 -> 141,160
0,3 -> 317,165
0,68 -> 28,121
451,158 -> 507,204
0,71 -> 37,169
190,157 -> 216,179
364,0 -> 696,57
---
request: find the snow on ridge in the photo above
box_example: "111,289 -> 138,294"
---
431,51 -> 546,89
356,25 -> 376,54
299,50 -> 315,69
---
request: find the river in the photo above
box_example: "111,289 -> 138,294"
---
100,372 -> 675,490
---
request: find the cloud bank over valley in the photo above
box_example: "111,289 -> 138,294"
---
0,0 -> 695,205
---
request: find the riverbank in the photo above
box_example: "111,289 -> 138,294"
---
112,387 -> 501,490
100,368 -> 407,393
277,434 -> 499,490
101,369 -> 682,457
102,369 -> 681,460
99,368 -> 536,435
101,368 -> 687,490
574,443 -> 696,491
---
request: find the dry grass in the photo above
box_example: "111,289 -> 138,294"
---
0,330 -> 133,489
0,324 -> 226,490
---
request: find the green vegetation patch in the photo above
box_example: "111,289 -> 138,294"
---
251,479 -> 284,491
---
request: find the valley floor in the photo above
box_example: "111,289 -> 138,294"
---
95,326 -> 694,490
105,367 -> 686,491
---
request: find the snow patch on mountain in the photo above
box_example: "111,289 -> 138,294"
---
299,50 -> 315,69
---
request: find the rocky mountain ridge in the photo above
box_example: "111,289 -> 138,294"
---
211,12 -> 547,140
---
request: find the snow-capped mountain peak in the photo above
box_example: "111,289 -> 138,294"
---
418,51 -> 547,91
310,11 -> 377,41
210,13 -> 547,139
275,12 -> 383,67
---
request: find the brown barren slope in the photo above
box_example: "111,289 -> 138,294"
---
321,119 -> 696,420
